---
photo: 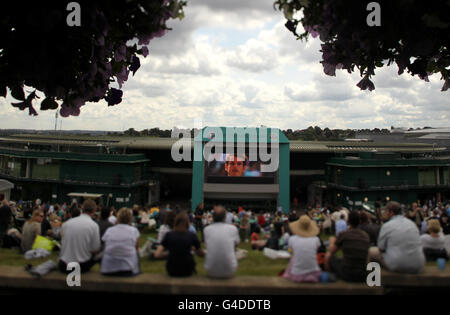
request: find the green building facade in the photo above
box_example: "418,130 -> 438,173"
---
0,146 -> 150,208
191,127 -> 290,213
326,152 -> 450,208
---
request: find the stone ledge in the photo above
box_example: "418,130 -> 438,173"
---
0,266 -> 382,295
381,266 -> 450,287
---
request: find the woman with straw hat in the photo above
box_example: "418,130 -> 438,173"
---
282,215 -> 322,283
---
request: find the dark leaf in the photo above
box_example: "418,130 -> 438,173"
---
285,20 -> 298,36
11,85 -> 25,101
28,106 -> 38,116
130,55 -> 141,75
11,101 -> 28,110
40,97 -> 59,110
104,88 -> 123,106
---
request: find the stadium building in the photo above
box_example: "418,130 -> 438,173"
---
0,128 -> 448,211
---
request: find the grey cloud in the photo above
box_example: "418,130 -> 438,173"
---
190,0 -> 276,14
227,46 -> 278,73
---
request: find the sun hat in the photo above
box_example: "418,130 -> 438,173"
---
289,215 -> 319,237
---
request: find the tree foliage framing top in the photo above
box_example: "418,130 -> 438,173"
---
0,0 -> 186,117
275,0 -> 449,92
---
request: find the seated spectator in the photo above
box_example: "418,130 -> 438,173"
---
335,214 -> 347,236
40,209 -> 53,238
421,219 -> 448,261
154,212 -> 205,277
239,213 -> 250,242
273,214 -> 283,238
250,227 -> 267,250
322,210 -> 332,235
97,206 -> 114,239
204,206 -> 240,278
440,215 -> 450,235
0,196 -> 12,241
157,211 -> 176,243
369,201 -> 425,274
58,199 -> 101,273
359,212 -> 380,246
225,209 -> 234,225
265,230 -> 280,250
325,211 -> 370,282
108,207 -> 117,225
408,202 -> 424,230
64,203 -> 80,222
282,215 -> 321,283
101,208 -> 140,276
49,214 -> 62,240
257,212 -> 266,227
20,209 -> 44,253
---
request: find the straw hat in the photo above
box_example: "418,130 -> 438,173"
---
290,215 -> 319,237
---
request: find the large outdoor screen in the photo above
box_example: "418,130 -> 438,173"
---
205,151 -> 276,184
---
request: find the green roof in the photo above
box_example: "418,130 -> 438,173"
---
0,147 -> 149,163
327,156 -> 450,167
0,134 -> 445,153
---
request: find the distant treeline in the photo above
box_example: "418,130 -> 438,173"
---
109,127 -> 393,141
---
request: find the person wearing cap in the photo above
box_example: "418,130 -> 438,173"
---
420,219 -> 448,261
369,201 -> 425,274
325,211 -> 370,282
282,215 -> 322,283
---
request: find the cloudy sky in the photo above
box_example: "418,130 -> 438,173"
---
1,0 -> 449,131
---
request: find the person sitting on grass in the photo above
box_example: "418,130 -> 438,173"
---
101,208 -> 140,277
335,214 -> 347,236
250,226 -> 267,250
420,219 -> 448,261
157,211 -> 176,244
58,199 -> 101,274
368,201 -> 425,274
154,212 -> 205,277
204,205 -> 240,279
239,212 -> 250,242
325,211 -> 370,282
20,209 -> 44,253
282,215 -> 322,283
97,206 -> 113,239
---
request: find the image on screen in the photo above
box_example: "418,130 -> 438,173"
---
205,152 -> 276,184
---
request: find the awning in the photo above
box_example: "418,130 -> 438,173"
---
0,179 -> 14,191
67,192 -> 103,199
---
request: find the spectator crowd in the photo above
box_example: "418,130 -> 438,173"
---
0,193 -> 449,283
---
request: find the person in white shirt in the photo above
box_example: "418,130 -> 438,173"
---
225,209 -> 234,225
282,215 -> 321,283
108,207 -> 117,225
58,199 -> 101,273
101,208 -> 140,276
335,214 -> 347,236
204,205 -> 240,278
369,201 -> 425,273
